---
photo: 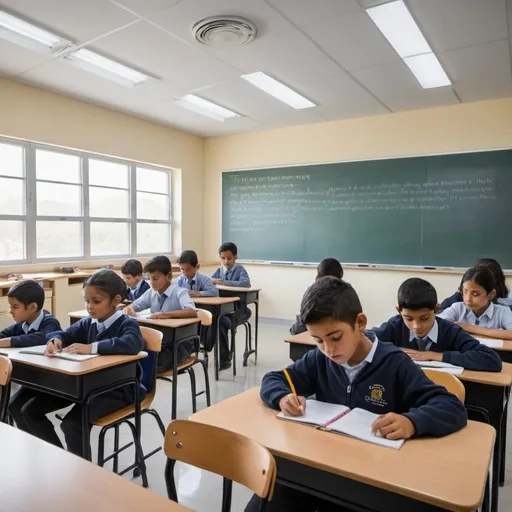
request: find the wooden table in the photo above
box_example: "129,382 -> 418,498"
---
69,310 -> 201,420
216,285 -> 261,366
284,332 -> 511,512
191,388 -> 494,512
0,422 -> 191,512
0,345 -> 146,460
192,296 -> 239,380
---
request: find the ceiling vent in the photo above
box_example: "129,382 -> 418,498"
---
192,16 -> 257,47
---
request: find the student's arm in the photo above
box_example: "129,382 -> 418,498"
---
458,323 -> 512,341
260,350 -> 319,410
9,317 -> 62,348
0,324 -> 17,347
149,289 -> 198,320
211,268 -> 221,279
224,266 -> 251,288
290,315 -> 307,335
398,356 -> 468,437
47,320 -> 85,347
129,290 -> 151,313
199,276 -> 219,297
369,321 -> 398,346
437,304 -> 461,322
95,319 -> 144,355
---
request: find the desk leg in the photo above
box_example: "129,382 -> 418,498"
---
81,385 -> 91,461
500,387 -> 510,487
243,300 -> 259,366
214,313 -> 220,381
231,310 -> 236,377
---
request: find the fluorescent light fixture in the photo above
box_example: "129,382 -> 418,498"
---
64,49 -> 153,87
175,94 -> 240,122
366,1 -> 451,89
241,71 -> 315,109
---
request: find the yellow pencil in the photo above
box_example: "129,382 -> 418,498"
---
283,368 -> 297,395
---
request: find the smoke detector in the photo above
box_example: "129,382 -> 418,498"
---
192,16 -> 257,47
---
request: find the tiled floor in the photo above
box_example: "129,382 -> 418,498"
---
44,320 -> 512,511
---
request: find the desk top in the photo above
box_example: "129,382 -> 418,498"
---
191,388 -> 493,512
0,423 -> 191,512
284,333 -> 512,387
0,347 -> 147,376
68,310 -> 200,329
192,296 -> 240,305
216,285 -> 261,293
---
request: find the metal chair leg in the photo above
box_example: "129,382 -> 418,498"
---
165,458 -> 178,501
97,426 -> 108,467
199,359 -> 211,407
113,424 -> 120,473
187,368 -> 198,413
221,478 -> 233,512
125,420 -> 148,488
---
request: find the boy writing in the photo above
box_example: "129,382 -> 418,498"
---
121,259 -> 150,301
373,278 -> 502,371
176,250 -> 218,297
247,278 -> 467,512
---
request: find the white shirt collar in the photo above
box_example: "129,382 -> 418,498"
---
365,336 -> 378,363
130,279 -> 144,292
478,301 -> 494,320
224,263 -> 237,274
409,319 -> 439,343
22,310 -> 44,334
92,310 -> 123,330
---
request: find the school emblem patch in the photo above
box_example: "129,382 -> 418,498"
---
365,384 -> 388,407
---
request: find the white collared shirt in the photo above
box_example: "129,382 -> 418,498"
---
408,319 -> 439,350
342,337 -> 379,383
439,301 -> 512,330
22,310 -> 45,334
90,310 -> 123,354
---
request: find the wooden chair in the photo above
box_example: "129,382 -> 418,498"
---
423,369 -> 466,402
92,326 -> 166,488
164,419 -> 276,512
0,356 -> 12,423
157,309 -> 212,419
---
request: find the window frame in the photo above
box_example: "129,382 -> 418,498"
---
0,136 -> 173,264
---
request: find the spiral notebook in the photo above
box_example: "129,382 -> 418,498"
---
277,399 -> 404,449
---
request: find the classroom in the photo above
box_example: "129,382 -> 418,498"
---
0,0 -> 512,511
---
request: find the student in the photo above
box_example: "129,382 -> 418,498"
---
290,258 -> 343,335
124,255 -> 197,372
440,258 -> 511,311
121,259 -> 150,301
247,278 -> 467,512
211,242 -> 252,370
12,270 -> 144,458
439,267 -> 512,341
0,280 -> 61,348
373,277 -> 502,371
175,250 -> 219,297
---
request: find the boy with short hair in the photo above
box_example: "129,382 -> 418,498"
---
123,255 -> 197,372
176,250 -> 218,297
247,278 -> 467,512
121,258 -> 150,301
373,277 -> 502,371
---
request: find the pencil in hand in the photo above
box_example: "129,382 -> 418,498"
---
283,369 -> 304,414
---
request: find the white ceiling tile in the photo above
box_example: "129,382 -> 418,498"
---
440,40 -> 512,103
407,0 -> 508,52
352,60 -> 460,112
147,0 -> 296,42
303,11 -> 400,71
266,0 -> 362,27
89,21 -> 240,91
0,0 -> 139,44
0,39 -> 51,76
110,0 -> 182,16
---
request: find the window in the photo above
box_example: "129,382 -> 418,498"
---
0,137 -> 173,263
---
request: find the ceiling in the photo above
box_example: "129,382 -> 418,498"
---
0,0 -> 511,137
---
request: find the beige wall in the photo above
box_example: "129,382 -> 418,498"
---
204,97 -> 512,325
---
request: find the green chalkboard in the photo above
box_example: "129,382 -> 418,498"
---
222,149 -> 512,268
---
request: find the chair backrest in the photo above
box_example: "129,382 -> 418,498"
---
0,356 -> 13,423
164,419 -> 275,499
139,326 -> 163,394
423,369 -> 466,403
196,308 -> 212,327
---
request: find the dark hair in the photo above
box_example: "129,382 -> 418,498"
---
177,250 -> 199,267
84,269 -> 127,300
397,278 -> 438,310
462,267 -> 496,295
317,258 -> 343,279
8,280 -> 45,310
300,278 -> 362,326
218,242 -> 238,256
121,259 -> 143,277
144,255 -> 172,275
475,258 -> 508,298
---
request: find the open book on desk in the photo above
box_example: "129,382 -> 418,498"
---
20,345 -> 99,362
414,360 -> 464,375
136,309 -> 153,320
475,337 -> 504,349
277,399 -> 404,450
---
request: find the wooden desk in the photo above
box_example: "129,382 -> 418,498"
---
69,310 -> 201,420
191,388 -> 494,512
0,345 -> 146,460
0,422 -> 191,512
192,297 -> 239,380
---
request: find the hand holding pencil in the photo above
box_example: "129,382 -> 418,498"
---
279,369 -> 306,417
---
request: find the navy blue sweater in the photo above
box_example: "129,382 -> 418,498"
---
439,291 -> 462,312
373,315 -> 502,372
261,336 -> 467,438
127,280 -> 150,301
0,311 -> 61,348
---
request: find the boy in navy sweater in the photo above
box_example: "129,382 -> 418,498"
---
248,278 -> 467,512
121,258 -> 150,301
14,270 -> 144,459
373,278 -> 502,372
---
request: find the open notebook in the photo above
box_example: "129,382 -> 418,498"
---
476,337 -> 504,349
414,360 -> 464,375
20,345 -> 99,362
277,399 -> 404,450
136,309 -> 152,320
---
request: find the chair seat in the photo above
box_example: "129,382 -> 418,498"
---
92,392 -> 155,427
157,355 -> 198,378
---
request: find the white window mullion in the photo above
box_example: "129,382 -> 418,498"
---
82,155 -> 90,259
25,143 -> 37,264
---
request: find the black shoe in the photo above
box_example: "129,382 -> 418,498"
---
219,360 -> 232,371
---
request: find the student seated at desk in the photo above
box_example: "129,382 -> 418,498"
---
175,250 -> 218,297
439,267 -> 512,341
121,258 -> 150,301
290,258 -> 343,335
373,277 -> 502,371
123,255 -> 197,372
247,278 -> 467,512
0,280 -> 60,348
12,270 -> 144,459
